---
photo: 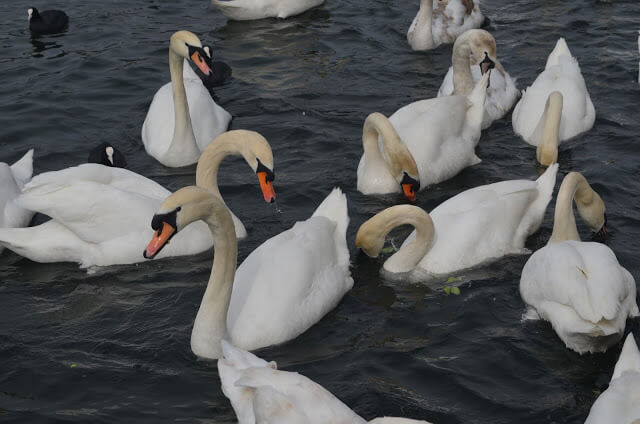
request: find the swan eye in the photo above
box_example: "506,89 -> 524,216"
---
256,159 -> 275,182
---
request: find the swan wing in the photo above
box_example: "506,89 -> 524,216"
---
228,216 -> 353,350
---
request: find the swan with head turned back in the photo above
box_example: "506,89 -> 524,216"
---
211,0 -> 324,21
142,30 -> 231,167
520,172 -> 638,354
407,0 -> 484,51
0,130 -> 275,267
357,70 -> 490,202
218,341 -> 434,424
144,186 -> 351,360
437,29 -> 519,129
356,164 -> 558,278
584,333 -> 640,423
0,150 -> 34,255
512,38 -> 595,166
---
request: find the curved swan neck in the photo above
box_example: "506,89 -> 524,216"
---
191,197 -> 238,359
166,48 -> 199,160
549,172 -> 601,243
196,136 -> 240,198
358,205 -> 434,273
536,92 -> 563,166
452,41 -> 475,96
408,0 -> 433,50
362,113 -> 418,180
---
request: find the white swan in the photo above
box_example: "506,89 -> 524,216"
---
218,341 -> 434,424
585,333 -> 640,423
142,30 -> 231,167
211,0 -> 324,21
512,38 -> 595,165
356,164 -> 558,278
144,187 -> 352,360
0,150 -> 34,254
437,29 -> 519,129
357,71 -> 490,201
520,172 -> 638,354
0,131 -> 275,267
407,0 -> 484,51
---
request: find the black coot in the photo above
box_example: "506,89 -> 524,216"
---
28,7 -> 68,35
88,143 -> 127,168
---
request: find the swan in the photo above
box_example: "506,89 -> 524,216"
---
356,164 -> 558,277
211,0 -> 325,21
144,187 -> 351,360
183,46 -> 232,89
585,333 -> 640,423
512,38 -> 595,166
142,31 -> 231,167
218,340 -> 434,424
357,71 -> 490,201
407,0 -> 484,51
88,143 -> 127,168
520,172 -> 638,354
28,7 -> 68,35
0,130 -> 275,267
0,150 -> 34,255
437,29 -> 519,129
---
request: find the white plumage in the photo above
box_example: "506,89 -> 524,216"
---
585,333 -> 640,423
0,150 -> 34,254
211,0 -> 324,21
218,341 -> 433,424
512,38 -> 595,146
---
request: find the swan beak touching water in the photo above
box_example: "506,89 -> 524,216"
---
256,159 -> 276,203
187,45 -> 212,77
143,208 -> 180,259
400,172 -> 420,202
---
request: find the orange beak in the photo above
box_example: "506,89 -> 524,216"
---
191,51 -> 212,76
257,172 -> 276,203
402,183 -> 416,202
144,222 -> 176,259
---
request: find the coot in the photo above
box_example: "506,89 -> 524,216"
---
88,143 -> 127,168
28,7 -> 68,35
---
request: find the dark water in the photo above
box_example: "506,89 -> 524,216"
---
1,0 -> 639,422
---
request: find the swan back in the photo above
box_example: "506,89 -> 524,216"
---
218,341 -> 367,424
211,0 -> 325,20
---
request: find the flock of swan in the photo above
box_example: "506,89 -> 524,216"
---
5,0 -> 640,422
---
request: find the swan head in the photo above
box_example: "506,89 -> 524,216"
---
144,187 -> 227,259
88,142 -> 127,168
355,220 -> 386,258
170,31 -> 212,77
456,29 -> 497,75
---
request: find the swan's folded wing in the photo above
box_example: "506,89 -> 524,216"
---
18,179 -> 161,244
24,164 -> 170,200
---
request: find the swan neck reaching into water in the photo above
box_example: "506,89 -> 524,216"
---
190,196 -> 238,359
357,205 -> 434,273
536,92 -> 563,166
362,113 -> 418,181
549,172 -> 604,244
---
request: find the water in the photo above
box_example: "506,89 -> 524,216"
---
1,0 -> 639,422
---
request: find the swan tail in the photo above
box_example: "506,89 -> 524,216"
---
611,333 -> 640,382
465,71 -> 490,134
312,187 -> 349,239
211,0 -> 243,12
10,149 -> 34,189
0,221 -> 86,265
535,163 -> 559,202
545,38 -> 572,69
